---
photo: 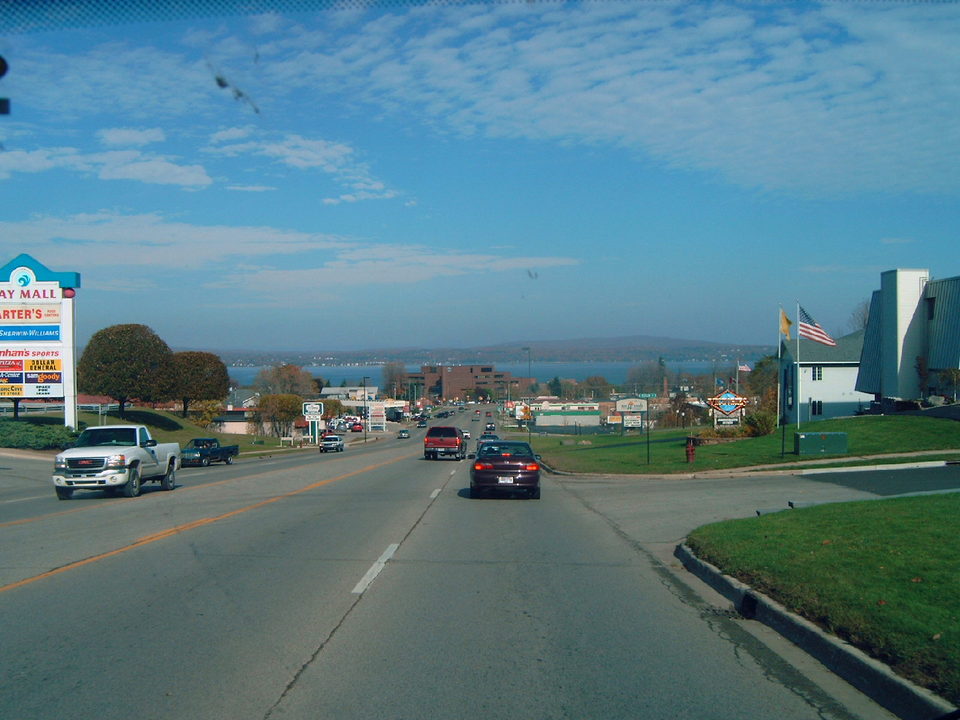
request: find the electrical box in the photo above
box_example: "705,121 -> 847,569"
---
794,432 -> 848,455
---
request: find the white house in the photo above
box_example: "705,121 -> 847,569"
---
780,330 -> 874,422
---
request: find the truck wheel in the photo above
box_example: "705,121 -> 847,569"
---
225,455 -> 233,465
123,466 -> 142,498
160,462 -> 176,491
201,457 -> 210,467
55,486 -> 73,500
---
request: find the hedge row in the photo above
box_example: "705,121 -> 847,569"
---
0,419 -> 78,450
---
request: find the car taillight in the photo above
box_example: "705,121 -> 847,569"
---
524,463 -> 540,471
474,462 -> 494,470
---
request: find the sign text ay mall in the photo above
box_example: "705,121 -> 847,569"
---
0,254 -> 81,428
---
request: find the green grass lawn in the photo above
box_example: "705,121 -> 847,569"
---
686,493 -> 960,704
527,415 -> 960,474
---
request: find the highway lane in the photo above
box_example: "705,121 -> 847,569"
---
0,437 -> 443,719
1,433 -> 923,720
0,432 -> 419,525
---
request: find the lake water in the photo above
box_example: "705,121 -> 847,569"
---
228,360 -> 737,389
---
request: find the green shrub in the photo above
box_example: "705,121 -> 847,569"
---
0,419 -> 78,450
743,410 -> 777,437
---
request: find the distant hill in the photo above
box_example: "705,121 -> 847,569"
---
211,334 -> 772,367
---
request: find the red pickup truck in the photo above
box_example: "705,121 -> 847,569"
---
423,426 -> 467,461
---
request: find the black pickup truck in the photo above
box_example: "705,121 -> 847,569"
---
181,438 -> 239,466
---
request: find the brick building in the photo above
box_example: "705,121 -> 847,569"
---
405,365 -> 534,402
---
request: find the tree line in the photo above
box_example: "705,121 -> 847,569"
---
77,324 -> 342,435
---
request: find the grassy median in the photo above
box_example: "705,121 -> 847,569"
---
528,414 -> 960,474
686,493 -> 960,704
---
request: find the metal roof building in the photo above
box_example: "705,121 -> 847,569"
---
856,268 -> 960,406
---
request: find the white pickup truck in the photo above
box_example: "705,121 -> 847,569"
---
52,425 -> 181,499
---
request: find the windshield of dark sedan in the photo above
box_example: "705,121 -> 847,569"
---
478,443 -> 534,458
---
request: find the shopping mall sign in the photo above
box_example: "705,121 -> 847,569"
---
707,390 -> 748,416
0,254 -> 81,427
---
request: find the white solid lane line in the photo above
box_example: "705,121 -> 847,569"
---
351,543 -> 400,595
430,489 -> 441,499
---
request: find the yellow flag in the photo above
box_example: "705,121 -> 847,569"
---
780,309 -> 793,340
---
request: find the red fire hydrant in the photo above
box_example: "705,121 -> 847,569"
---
685,439 -> 696,463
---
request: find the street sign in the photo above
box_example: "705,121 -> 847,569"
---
303,401 -> 323,415
637,393 -> 657,399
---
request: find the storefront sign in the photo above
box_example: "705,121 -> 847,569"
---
708,390 -> 749,416
0,255 -> 80,426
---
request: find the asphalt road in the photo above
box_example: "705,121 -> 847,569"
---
4,433 -> 956,720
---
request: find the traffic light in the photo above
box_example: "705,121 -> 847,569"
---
0,55 -> 8,114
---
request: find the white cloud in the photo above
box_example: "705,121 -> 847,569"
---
8,3 -> 960,200
244,2 -> 960,197
0,146 -> 212,187
96,156 -> 212,186
227,184 -> 276,192
210,126 -> 256,143
206,132 -> 400,202
97,128 -> 165,146
2,211 -> 578,304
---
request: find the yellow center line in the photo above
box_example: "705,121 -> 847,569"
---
0,453 -> 413,594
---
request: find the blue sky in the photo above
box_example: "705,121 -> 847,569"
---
1,1 -> 958,352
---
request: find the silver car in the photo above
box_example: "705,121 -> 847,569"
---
320,435 -> 345,453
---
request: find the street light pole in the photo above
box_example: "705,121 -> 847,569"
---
362,376 -> 369,444
522,346 -> 532,392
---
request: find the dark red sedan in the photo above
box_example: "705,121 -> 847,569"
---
468,441 -> 541,499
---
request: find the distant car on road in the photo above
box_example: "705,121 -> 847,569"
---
350,423 -> 364,432
485,422 -> 496,431
397,429 -> 410,439
416,419 -> 428,428
469,441 -> 541,499
320,435 -> 345,452
475,432 -> 499,450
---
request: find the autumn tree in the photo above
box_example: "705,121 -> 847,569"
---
192,400 -> 224,429
253,394 -> 303,437
625,360 -> 662,394
939,369 -> 960,401
382,361 -> 407,398
322,398 -> 345,419
581,375 -> 613,400
253,364 -> 319,397
171,351 -> 230,418
743,355 -> 779,413
78,324 -> 172,418
846,298 -> 871,333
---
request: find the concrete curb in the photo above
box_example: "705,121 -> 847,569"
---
674,543 -> 956,720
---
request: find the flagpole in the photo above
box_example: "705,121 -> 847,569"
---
796,300 -> 801,429
776,308 -> 782,428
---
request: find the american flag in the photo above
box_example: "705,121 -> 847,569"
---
798,305 -> 837,347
